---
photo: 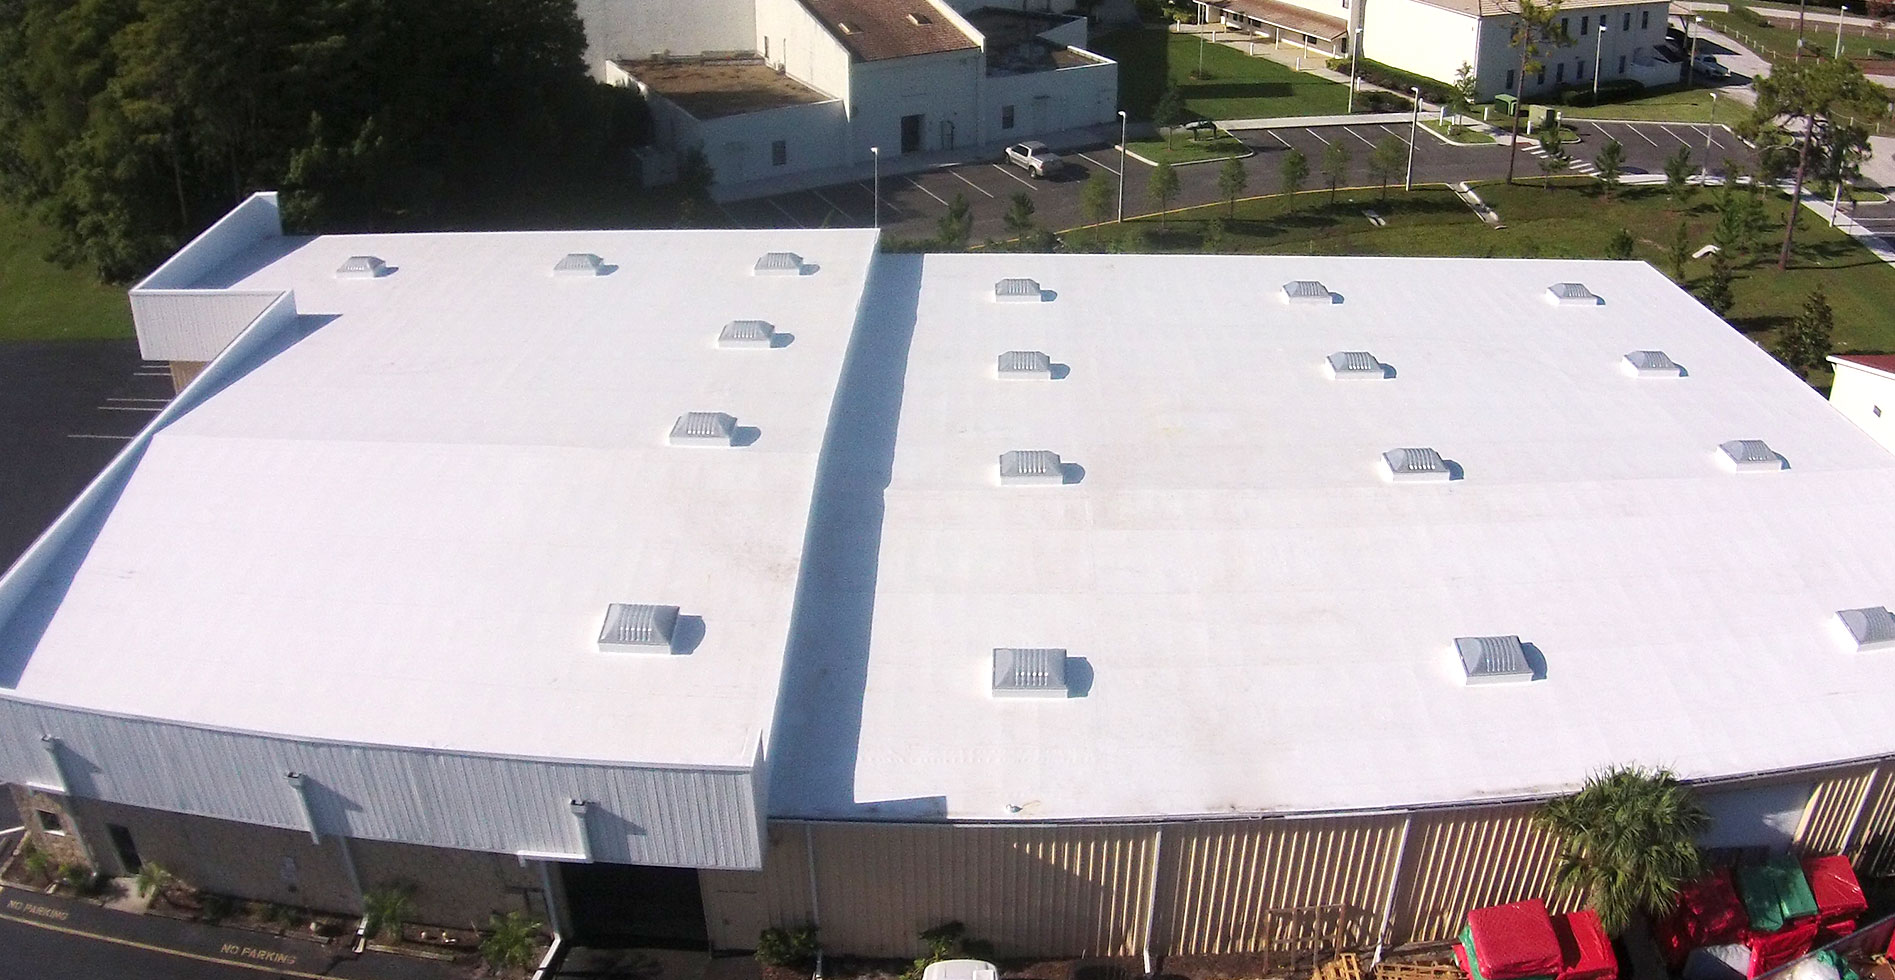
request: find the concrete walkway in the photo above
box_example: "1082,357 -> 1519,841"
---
1222,111 -> 1419,128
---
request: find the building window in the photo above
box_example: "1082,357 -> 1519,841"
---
1622,11 -> 1631,30
1577,59 -> 1586,79
1506,68 -> 1516,90
771,140 -> 787,167
1537,67 -> 1546,85
1002,104 -> 1015,129
1618,54 -> 1627,73
1560,16 -> 1569,38
1580,15 -> 1589,33
1556,62 -> 1566,83
1641,10 -> 1649,29
36,810 -> 63,834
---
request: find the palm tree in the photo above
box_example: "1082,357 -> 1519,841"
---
362,882 -> 418,943
1535,765 -> 1708,935
479,910 -> 544,975
134,862 -> 178,908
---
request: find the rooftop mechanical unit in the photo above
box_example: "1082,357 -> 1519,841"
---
1326,351 -> 1386,380
754,252 -> 806,276
1622,350 -> 1684,378
999,450 -> 1064,486
1457,635 -> 1534,684
718,320 -> 776,349
1282,280 -> 1333,305
335,255 -> 389,280
597,603 -> 680,653
1546,282 -> 1602,306
1381,447 -> 1450,483
1836,607 -> 1895,653
1718,439 -> 1785,473
994,278 -> 1045,303
992,648 -> 1069,698
669,412 -> 739,447
554,253 -> 607,277
997,351 -> 1054,380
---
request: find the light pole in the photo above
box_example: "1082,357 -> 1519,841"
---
870,146 -> 880,229
1796,0 -> 1809,60
1704,92 -> 1717,179
1405,86 -> 1420,191
1592,24 -> 1607,104
1836,5 -> 1848,58
1347,27 -> 1363,113
1689,16 -> 1703,87
1116,110 -> 1127,223
1198,34 -> 1206,77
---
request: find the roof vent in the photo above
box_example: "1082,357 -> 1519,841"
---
1282,280 -> 1333,304
335,255 -> 389,279
997,350 -> 1054,380
1457,635 -> 1535,684
669,412 -> 738,447
718,319 -> 777,349
1835,607 -> 1895,652
1326,351 -> 1385,380
1717,439 -> 1785,473
907,11 -> 932,24
999,450 -> 1064,486
554,253 -> 606,277
994,278 -> 1044,303
992,648 -> 1069,698
1546,282 -> 1602,306
1623,350 -> 1683,377
597,603 -> 680,653
754,252 -> 806,276
1381,447 -> 1450,483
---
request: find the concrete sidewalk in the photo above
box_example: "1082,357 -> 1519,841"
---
1221,111 -> 1420,129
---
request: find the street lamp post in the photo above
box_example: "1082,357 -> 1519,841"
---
1592,24 -> 1607,104
1704,92 -> 1717,179
1689,16 -> 1703,87
870,146 -> 880,229
1836,5 -> 1848,58
1116,110 -> 1128,223
1405,86 -> 1420,191
1347,27 -> 1363,113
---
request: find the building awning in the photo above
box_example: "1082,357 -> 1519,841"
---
1198,0 -> 1349,41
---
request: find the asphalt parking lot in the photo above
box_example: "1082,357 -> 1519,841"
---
0,341 -> 172,570
725,117 -> 1761,244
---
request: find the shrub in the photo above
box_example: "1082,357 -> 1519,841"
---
1730,5 -> 1772,28
480,910 -> 544,974
19,843 -> 52,882
362,881 -> 418,942
56,862 -> 93,893
1330,58 -> 1456,104
756,925 -> 820,969
1355,90 -> 1415,113
201,893 -> 236,922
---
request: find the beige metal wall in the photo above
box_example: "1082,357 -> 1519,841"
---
1795,765 -> 1879,858
1392,804 -> 1579,943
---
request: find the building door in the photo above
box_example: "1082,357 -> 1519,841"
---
106,824 -> 142,874
939,120 -> 955,150
560,862 -> 708,949
1032,96 -> 1051,134
900,113 -> 924,154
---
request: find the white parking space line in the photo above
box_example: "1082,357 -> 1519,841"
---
1620,124 -> 1659,146
1659,125 -> 1694,147
810,188 -> 857,223
1266,131 -> 1292,148
1077,152 -> 1120,175
990,163 -> 1038,190
133,371 -> 170,377
1348,128 -> 1377,147
106,397 -> 170,403
767,198 -> 807,227
906,176 -> 951,207
67,434 -> 134,441
1379,125 -> 1411,146
1304,128 -> 1332,145
97,405 -> 162,413
716,203 -> 748,228
950,170 -> 997,198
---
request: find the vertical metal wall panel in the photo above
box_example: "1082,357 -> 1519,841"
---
1155,815 -> 1406,957
702,823 -> 816,950
784,821 -> 1155,958
1392,803 -> 1575,945
1848,762 -> 1895,875
1795,765 -> 1878,856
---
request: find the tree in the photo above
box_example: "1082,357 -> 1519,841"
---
1153,85 -> 1187,133
1605,227 -> 1635,260
1148,159 -> 1180,229
1217,156 -> 1248,217
1279,148 -> 1309,205
1698,250 -> 1735,315
134,862 -> 178,908
1202,216 -> 1228,253
1750,57 -> 1890,269
1499,0 -> 1573,185
1669,220 -> 1692,282
1368,136 -> 1405,200
1448,62 -> 1478,136
363,882 -> 418,943
1003,192 -> 1037,239
1774,285 -> 1836,378
936,192 -> 973,249
480,911 -> 544,975
1713,185 -> 1766,265
1662,145 -> 1695,205
1593,138 -> 1625,198
1321,140 -> 1352,205
1080,172 -> 1115,225
1535,765 -> 1707,936
1536,129 -> 1570,188
675,147 -> 715,218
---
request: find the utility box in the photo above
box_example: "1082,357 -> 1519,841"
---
1494,94 -> 1519,116
1529,104 -> 1560,131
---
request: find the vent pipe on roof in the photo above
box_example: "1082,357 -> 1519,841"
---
1546,282 -> 1602,306
669,412 -> 739,447
1835,607 -> 1895,652
999,450 -> 1065,486
992,648 -> 1071,698
286,771 -> 322,844
1717,439 -> 1786,473
33,734 -> 69,795
567,799 -> 594,862
1456,635 -> 1536,684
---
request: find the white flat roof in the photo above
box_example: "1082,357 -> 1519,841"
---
3,225 -> 880,770
771,253 -> 1895,821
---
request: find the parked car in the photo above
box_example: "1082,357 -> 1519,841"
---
1004,141 -> 1067,178
1691,53 -> 1731,78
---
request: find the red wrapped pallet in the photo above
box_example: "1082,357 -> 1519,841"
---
1467,900 -> 1564,980
1801,856 -> 1867,922
1654,869 -> 1752,969
1551,910 -> 1619,980
1744,918 -> 1819,978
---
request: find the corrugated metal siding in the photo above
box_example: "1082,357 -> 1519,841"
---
0,698 -> 764,870
704,822 -> 817,950
1391,804 -> 1576,944
129,290 -> 283,361
1156,815 -> 1406,956
1794,765 -> 1878,857
1846,764 -> 1895,875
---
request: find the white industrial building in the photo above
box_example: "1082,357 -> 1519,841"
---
1196,0 -> 1681,100
6,196 -> 1895,956
586,0 -> 1120,191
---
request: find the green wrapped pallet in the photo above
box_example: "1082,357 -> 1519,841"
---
1736,856 -> 1820,933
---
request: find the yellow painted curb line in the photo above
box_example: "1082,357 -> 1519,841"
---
0,909 -> 343,980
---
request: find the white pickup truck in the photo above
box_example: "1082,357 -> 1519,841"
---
1004,141 -> 1067,179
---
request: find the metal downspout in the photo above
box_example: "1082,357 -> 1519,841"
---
1143,826 -> 1165,978
806,823 -> 825,980
1371,814 -> 1414,970
530,859 -> 569,980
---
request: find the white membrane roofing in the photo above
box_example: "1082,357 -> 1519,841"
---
2,225 -> 880,770
780,253 -> 1895,822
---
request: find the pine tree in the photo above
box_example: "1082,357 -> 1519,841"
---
1593,139 -> 1625,198
1148,160 -> 1180,230
1279,148 -> 1309,206
1698,250 -> 1735,316
1605,228 -> 1635,260
1217,156 -> 1247,217
1669,220 -> 1692,282
1774,285 -> 1836,378
1321,140 -> 1352,205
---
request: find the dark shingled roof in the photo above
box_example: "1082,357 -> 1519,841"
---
799,0 -> 980,61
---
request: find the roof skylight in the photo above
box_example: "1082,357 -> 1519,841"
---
1457,635 -> 1535,684
1326,351 -> 1385,380
1381,447 -> 1450,483
992,648 -> 1069,698
1836,607 -> 1895,652
1717,439 -> 1785,473
554,253 -> 606,277
754,252 -> 806,276
994,278 -> 1045,303
669,412 -> 738,447
597,603 -> 680,653
718,320 -> 776,349
1282,280 -> 1333,305
335,255 -> 389,280
1622,350 -> 1683,377
999,450 -> 1064,486
1546,282 -> 1602,306
997,350 -> 1054,380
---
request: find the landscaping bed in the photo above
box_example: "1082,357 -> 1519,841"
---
1422,120 -> 1496,144
1092,29 -> 1350,121
1126,131 -> 1254,165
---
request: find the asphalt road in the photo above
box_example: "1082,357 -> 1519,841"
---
0,913 -> 298,980
723,117 -> 1762,244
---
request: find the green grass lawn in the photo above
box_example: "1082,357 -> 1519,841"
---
1556,85 -> 1737,122
1073,179 -> 1895,385
1126,132 -> 1254,165
1422,120 -> 1496,144
0,203 -> 134,342
1092,28 -> 1349,121
1703,8 -> 1895,63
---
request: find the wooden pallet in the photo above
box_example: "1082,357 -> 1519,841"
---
1314,953 -> 1365,980
1374,961 -> 1464,980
